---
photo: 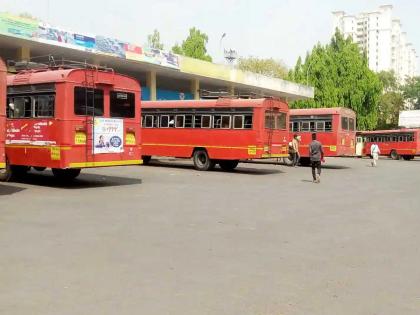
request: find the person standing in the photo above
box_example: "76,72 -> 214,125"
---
291,134 -> 300,167
370,143 -> 381,167
309,133 -> 324,183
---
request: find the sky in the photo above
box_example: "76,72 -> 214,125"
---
0,0 -> 419,71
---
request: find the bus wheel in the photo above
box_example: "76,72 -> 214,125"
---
219,160 -> 239,171
142,156 -> 152,165
299,157 -> 311,166
193,149 -> 215,171
0,160 -> 12,182
52,168 -> 81,181
11,165 -> 31,177
403,155 -> 414,161
33,167 -> 47,172
390,150 -> 399,160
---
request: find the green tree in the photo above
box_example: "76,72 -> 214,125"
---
237,57 -> 288,79
172,27 -> 212,62
147,29 -> 164,50
378,70 -> 398,92
377,71 -> 404,129
288,31 -> 383,130
377,92 -> 404,129
402,77 -> 420,109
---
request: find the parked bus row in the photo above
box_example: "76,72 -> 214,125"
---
1,59 -> 419,183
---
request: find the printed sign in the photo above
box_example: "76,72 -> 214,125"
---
93,118 -> 124,154
0,12 -> 180,69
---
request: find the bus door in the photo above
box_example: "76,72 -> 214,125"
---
355,136 -> 364,156
74,83 -> 104,165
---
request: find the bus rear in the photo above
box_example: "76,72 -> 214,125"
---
2,65 -> 141,181
288,107 -> 356,164
0,58 -> 5,169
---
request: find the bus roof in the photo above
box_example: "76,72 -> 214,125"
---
358,128 -> 420,134
142,98 -> 288,109
7,68 -> 140,91
290,107 -> 356,117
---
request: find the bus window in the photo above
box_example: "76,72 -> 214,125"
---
265,112 -> 275,129
341,117 -> 349,130
291,121 -> 299,132
74,87 -> 104,116
301,121 -> 310,132
144,115 -> 154,128
160,115 -> 170,128
325,121 -> 332,131
34,95 -> 55,117
220,115 -> 231,129
110,91 -> 135,118
8,96 -> 32,118
234,115 -> 244,129
201,115 -> 211,128
184,115 -> 193,128
349,118 -> 355,131
175,115 -> 185,128
310,121 -> 316,132
276,113 -> 286,130
244,115 -> 253,129
316,121 -> 324,131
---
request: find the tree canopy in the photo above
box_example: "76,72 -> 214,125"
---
376,71 -> 404,129
402,77 -> 420,109
172,27 -> 212,62
237,57 -> 288,79
288,31 -> 383,130
147,29 -> 164,50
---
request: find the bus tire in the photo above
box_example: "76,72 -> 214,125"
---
52,168 -> 81,181
403,155 -> 414,161
142,156 -> 152,165
11,165 -> 31,178
193,149 -> 215,171
0,159 -> 12,182
219,160 -> 239,171
33,167 -> 47,172
299,157 -> 311,166
390,150 -> 399,160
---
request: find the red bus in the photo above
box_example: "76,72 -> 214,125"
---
0,58 -> 6,170
141,98 -> 289,171
288,107 -> 356,164
358,129 -> 420,160
0,63 -> 142,181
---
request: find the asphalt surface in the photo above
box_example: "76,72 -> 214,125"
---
0,157 -> 419,315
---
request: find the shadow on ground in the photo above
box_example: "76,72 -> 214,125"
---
0,184 -> 26,196
8,171 -> 142,189
144,160 -> 284,175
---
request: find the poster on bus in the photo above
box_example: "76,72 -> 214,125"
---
93,118 -> 124,154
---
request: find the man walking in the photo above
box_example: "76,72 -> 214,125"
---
291,134 -> 300,167
370,142 -> 380,167
309,133 -> 324,183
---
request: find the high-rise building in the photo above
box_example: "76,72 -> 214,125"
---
332,5 -> 417,82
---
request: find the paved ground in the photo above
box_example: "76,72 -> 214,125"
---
0,157 -> 419,315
